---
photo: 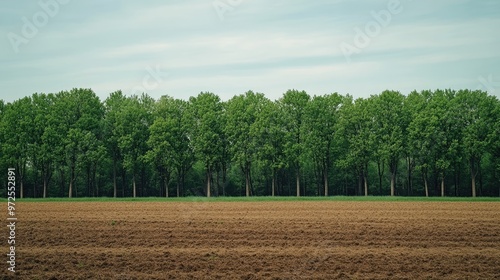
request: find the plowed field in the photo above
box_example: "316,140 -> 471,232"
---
5,201 -> 500,279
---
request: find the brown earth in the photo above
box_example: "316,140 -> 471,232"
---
3,200 -> 500,279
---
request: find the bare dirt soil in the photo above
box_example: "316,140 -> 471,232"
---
4,200 -> 500,279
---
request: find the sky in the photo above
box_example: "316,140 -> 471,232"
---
1,0 -> 499,103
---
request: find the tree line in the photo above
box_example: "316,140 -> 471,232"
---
1,88 -> 499,198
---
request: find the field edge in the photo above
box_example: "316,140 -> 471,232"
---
7,195 -> 500,203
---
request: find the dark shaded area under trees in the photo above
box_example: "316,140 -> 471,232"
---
1,88 -> 499,198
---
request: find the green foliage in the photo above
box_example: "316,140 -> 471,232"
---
280,89 -> 310,167
336,96 -> 375,196
279,89 -> 310,196
188,92 -> 224,197
490,98 -> 500,176
146,96 -> 193,197
303,93 -> 344,195
225,91 -> 269,196
114,93 -> 154,197
1,88 -> 499,199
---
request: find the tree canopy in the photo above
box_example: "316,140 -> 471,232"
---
1,88 -> 499,198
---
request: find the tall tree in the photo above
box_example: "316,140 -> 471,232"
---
280,89 -> 310,197
254,98 -> 286,196
430,89 -> 461,197
401,92 -> 417,195
454,90 -> 496,197
407,90 -> 434,197
147,96 -> 194,197
188,92 -> 224,197
0,97 -> 34,198
215,101 -> 230,197
116,94 -> 153,198
304,93 -> 344,196
338,96 -> 374,196
46,92 -> 71,197
104,91 -> 128,198
32,93 -> 57,198
56,88 -> 104,198
372,90 -> 405,196
226,91 -> 268,196
489,97 -> 500,196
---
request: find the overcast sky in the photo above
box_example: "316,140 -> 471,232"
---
1,0 -> 499,103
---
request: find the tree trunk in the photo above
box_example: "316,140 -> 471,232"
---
182,167 -> 188,197
86,165 -> 91,197
165,175 -> 169,198
121,169 -> 126,197
216,169 -> 220,197
271,169 -> 276,197
471,170 -> 476,197
423,171 -> 429,197
181,170 -> 185,197
18,163 -> 25,198
358,171 -> 363,196
91,164 -> 97,197
245,167 -> 250,197
43,180 -> 47,198
287,169 -> 291,196
470,158 -> 477,197
390,159 -> 397,196
249,167 -> 255,196
42,162 -> 50,198
176,176 -> 180,198
94,166 -> 99,197
433,167 -> 439,195
132,174 -> 137,198
60,168 -> 65,197
377,159 -> 384,195
407,157 -> 413,196
296,167 -> 300,197
497,168 -> 500,197
69,165 -> 75,198
33,171 -> 37,198
302,169 -> 306,196
390,172 -> 395,196
20,180 -> 24,199
206,167 -> 211,198
69,181 -> 73,198
113,158 -> 117,198
364,172 -> 368,197
324,166 -> 329,197
164,168 -> 170,197
222,161 -> 227,197
441,174 -> 445,197
478,164 -> 483,196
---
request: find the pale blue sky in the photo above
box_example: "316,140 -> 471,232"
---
1,0 -> 499,103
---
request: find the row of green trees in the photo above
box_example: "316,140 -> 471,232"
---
1,88 -> 499,198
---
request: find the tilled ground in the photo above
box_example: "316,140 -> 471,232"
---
4,200 -> 500,279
